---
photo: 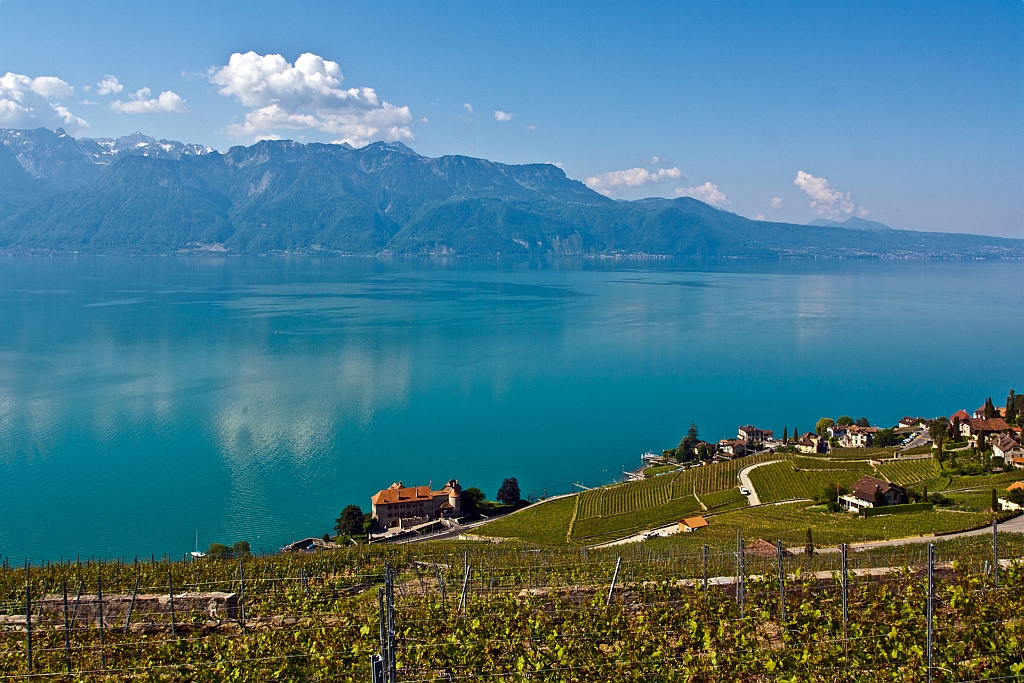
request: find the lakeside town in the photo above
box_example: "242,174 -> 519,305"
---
307,391 -> 1024,550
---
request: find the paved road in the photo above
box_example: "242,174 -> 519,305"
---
736,460 -> 781,506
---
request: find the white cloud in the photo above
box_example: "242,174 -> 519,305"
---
0,72 -> 88,133
768,197 -> 784,209
110,88 -> 189,114
96,75 -> 123,96
585,166 -> 682,196
463,103 -> 473,114
649,156 -> 662,164
755,213 -> 766,220
209,51 -> 414,146
528,124 -> 536,130
494,110 -> 513,121
674,181 -> 730,207
793,171 -> 867,219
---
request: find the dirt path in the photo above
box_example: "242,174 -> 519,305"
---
737,460 -> 781,506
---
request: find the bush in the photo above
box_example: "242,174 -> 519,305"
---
861,502 -> 935,518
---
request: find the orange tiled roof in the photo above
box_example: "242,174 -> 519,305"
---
681,516 -> 708,529
371,485 -> 436,505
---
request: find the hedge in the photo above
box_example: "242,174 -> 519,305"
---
861,502 -> 935,518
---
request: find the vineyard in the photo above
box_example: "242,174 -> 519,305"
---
877,458 -> 941,486
2,536 -> 1024,682
747,461 -> 869,504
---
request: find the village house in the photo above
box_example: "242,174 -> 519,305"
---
827,424 -> 848,441
973,405 -> 1007,419
898,417 -> 927,429
716,439 -> 747,458
839,475 -> 908,513
796,432 -> 824,454
959,417 -> 1011,443
840,425 -> 878,448
737,425 -> 773,446
370,479 -> 462,528
992,434 -> 1022,462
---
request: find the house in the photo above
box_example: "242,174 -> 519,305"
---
796,432 -> 824,454
827,424 -> 848,441
680,516 -> 709,533
717,439 -> 747,457
840,425 -> 878,448
738,425 -> 773,446
974,405 -> 1007,420
960,417 -> 1011,440
899,417 -> 926,429
1008,481 -> 1024,492
991,434 -> 1022,462
839,476 -> 908,513
370,479 -> 462,528
744,538 -> 790,557
950,409 -> 971,423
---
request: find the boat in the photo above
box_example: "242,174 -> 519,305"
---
189,531 -> 206,558
640,451 -> 662,463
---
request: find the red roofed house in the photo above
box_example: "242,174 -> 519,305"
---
839,475 -> 907,513
960,417 -> 1011,441
950,409 -> 971,423
371,480 -> 462,528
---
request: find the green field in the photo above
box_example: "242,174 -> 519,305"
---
472,495 -> 577,544
748,461 -> 867,503
876,458 -> 941,486
650,501 -> 997,550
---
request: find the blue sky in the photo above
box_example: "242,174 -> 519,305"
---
1,1 -> 1022,236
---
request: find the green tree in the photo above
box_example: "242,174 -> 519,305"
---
855,417 -> 870,427
1008,489 -> 1024,506
697,443 -> 708,460
207,542 -> 231,559
462,487 -> 486,516
836,415 -> 854,426
1006,390 -> 1017,424
930,418 -> 949,460
497,477 -> 521,505
804,528 -> 814,557
873,487 -> 885,507
992,488 -> 1000,513
985,397 -> 996,419
232,540 -> 251,556
874,428 -> 898,447
782,426 -> 788,444
815,418 -> 835,436
922,484 -> 928,503
335,505 -> 365,536
678,422 -> 700,460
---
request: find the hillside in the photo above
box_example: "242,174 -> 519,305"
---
2,127 -> 1024,258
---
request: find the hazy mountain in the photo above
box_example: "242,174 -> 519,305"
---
1,128 -> 1022,258
810,216 -> 894,231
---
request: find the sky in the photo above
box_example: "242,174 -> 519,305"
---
0,1 -> 1022,236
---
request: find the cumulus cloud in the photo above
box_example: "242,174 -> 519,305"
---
768,197 -> 784,209
755,213 -> 766,220
793,171 -> 867,219
110,87 -> 189,114
0,72 -> 88,133
494,110 -> 513,121
463,103 -> 473,114
585,166 -> 682,196
674,181 -> 730,207
96,75 -> 123,96
209,51 -> 415,146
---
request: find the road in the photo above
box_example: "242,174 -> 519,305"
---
736,460 -> 781,506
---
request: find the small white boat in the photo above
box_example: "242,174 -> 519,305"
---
640,451 -> 661,462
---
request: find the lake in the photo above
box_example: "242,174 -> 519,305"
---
1,256 -> 1023,562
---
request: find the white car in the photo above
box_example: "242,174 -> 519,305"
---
642,530 -> 659,540
740,487 -> 751,496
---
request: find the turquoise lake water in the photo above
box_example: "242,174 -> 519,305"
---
2,256 -> 1023,562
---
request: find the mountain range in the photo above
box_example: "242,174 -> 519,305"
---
1,127 -> 1021,258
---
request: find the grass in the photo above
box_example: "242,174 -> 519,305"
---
570,495 -> 703,543
473,496 -> 577,545
649,501 -> 996,551
748,461 -> 866,504
644,464 -> 680,477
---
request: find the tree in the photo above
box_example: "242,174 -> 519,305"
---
922,484 -> 928,503
977,430 -> 987,454
816,418 -> 835,436
322,533 -> 331,543
497,477 -> 521,505
697,443 -> 708,460
985,397 -> 996,419
991,488 -> 1000,513
873,487 -> 885,508
804,528 -> 814,557
335,505 -> 365,536
1008,489 -> 1024,506
678,422 -> 700,460
855,417 -> 870,428
232,540 -> 250,556
874,428 -> 898,447
836,415 -> 854,426
929,418 -> 949,460
782,426 -> 788,444
462,487 -> 486,516
1006,390 -> 1018,424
